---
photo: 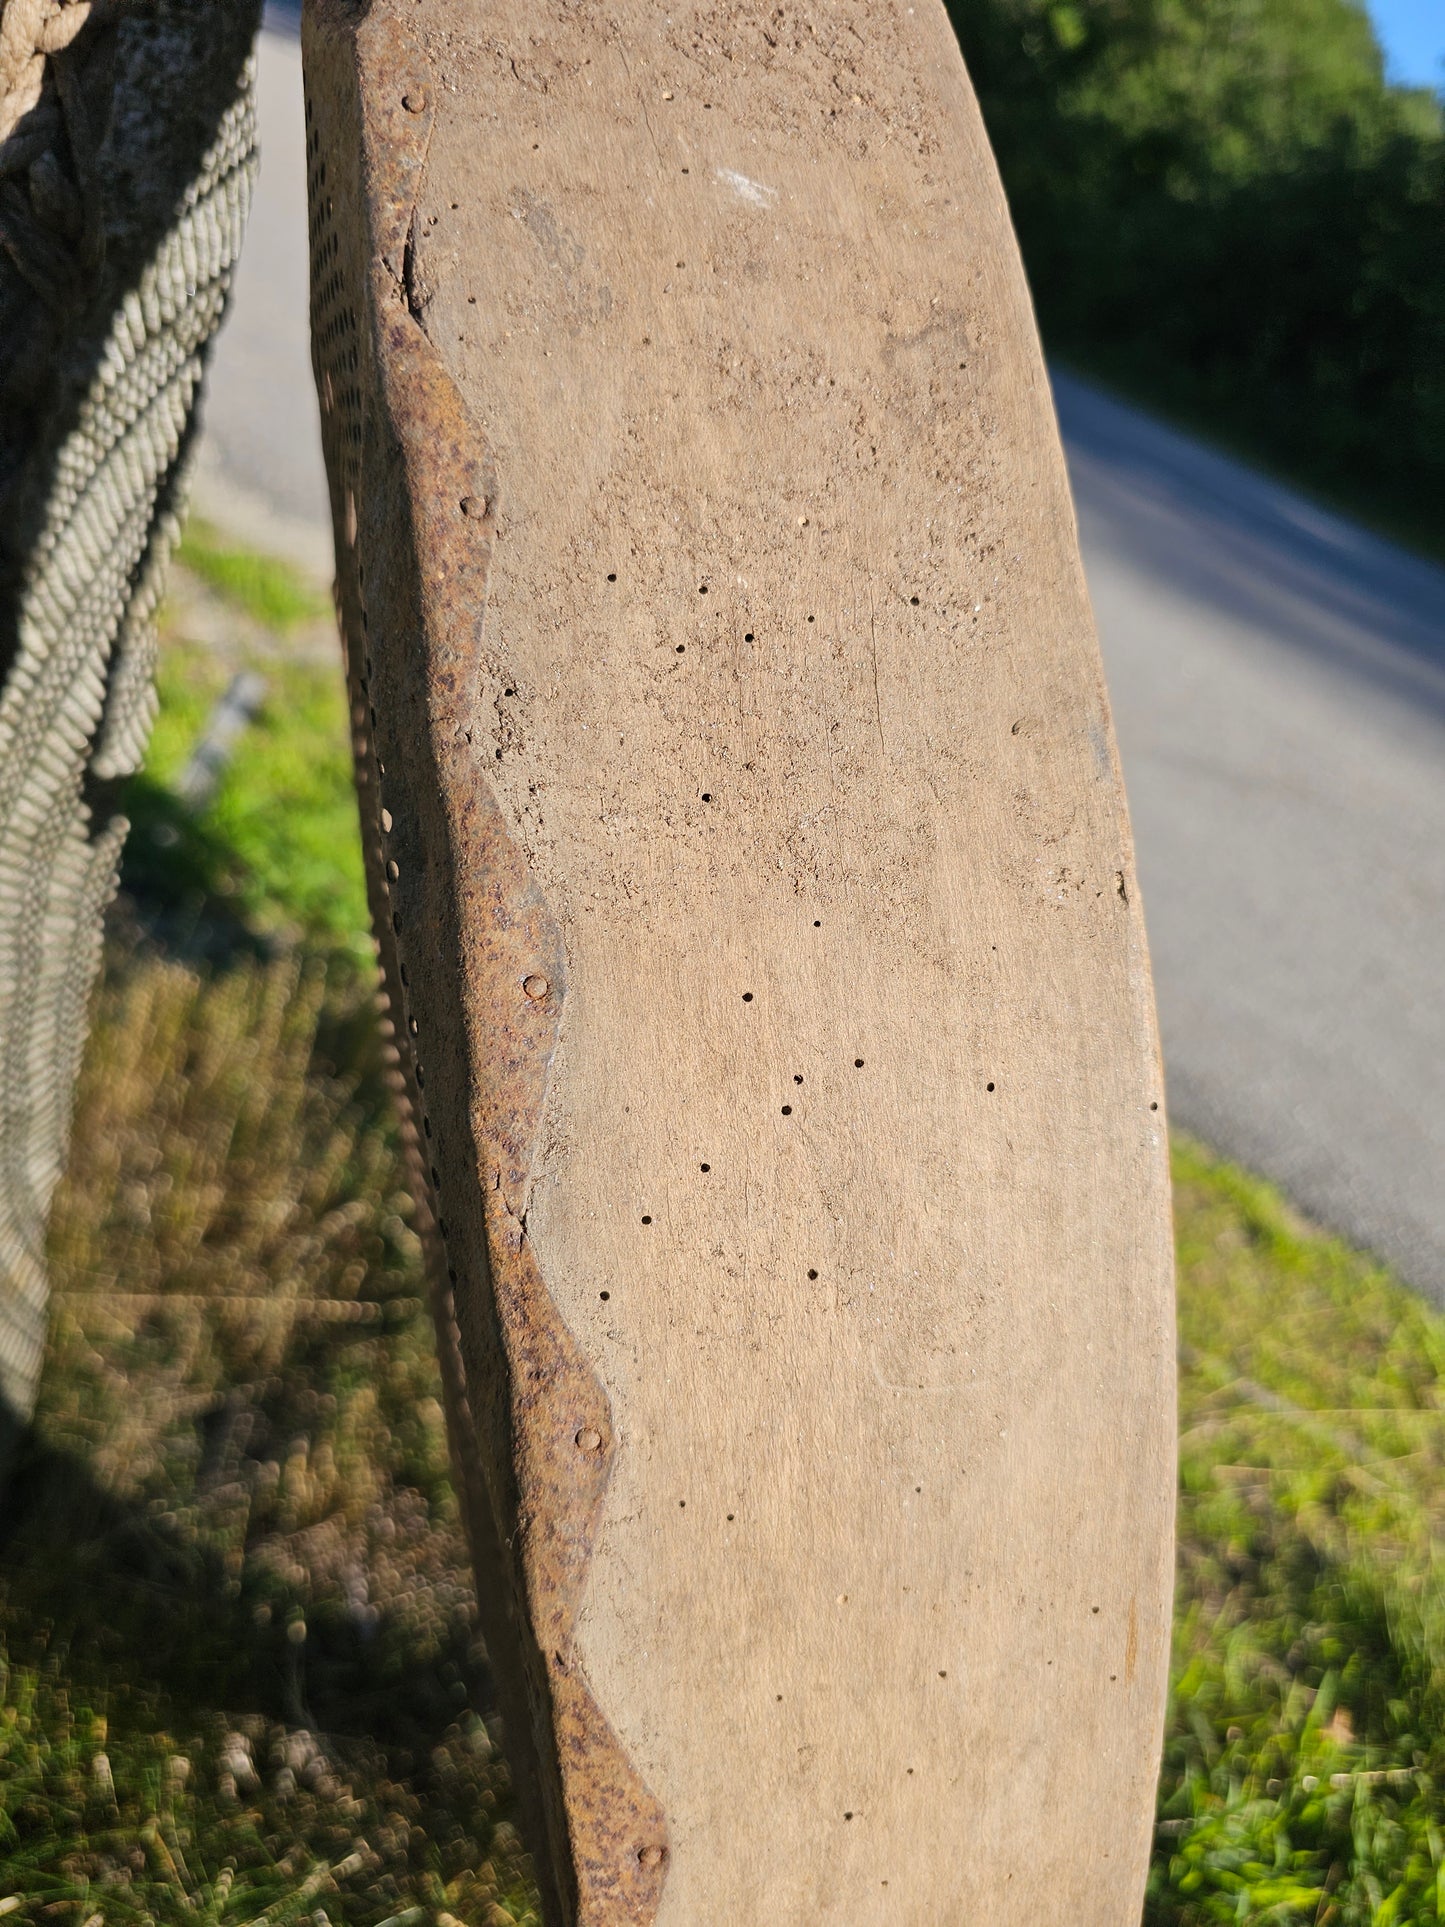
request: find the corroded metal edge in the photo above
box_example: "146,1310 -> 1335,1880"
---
303,5 -> 669,1921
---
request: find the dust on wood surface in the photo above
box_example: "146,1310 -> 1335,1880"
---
305,1 -> 1175,1918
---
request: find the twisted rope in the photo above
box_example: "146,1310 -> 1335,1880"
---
0,0 -> 97,132
0,0 -> 261,1439
0,0 -> 119,308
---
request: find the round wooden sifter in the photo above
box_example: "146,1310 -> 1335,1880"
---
303,1 -> 1175,1919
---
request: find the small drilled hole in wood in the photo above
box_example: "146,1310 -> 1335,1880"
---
641,1214 -> 652,1224
911,595 -> 920,605
793,1074 -> 803,1084
701,792 -> 712,802
986,1082 -> 995,1091
781,1105 -> 792,1115
607,572 -> 617,581
700,1162 -> 710,1172
807,1269 -> 818,1280
727,1512 -> 735,1521
744,631 -> 754,642
854,1058 -> 864,1068
676,644 -> 685,653
1150,1101 -> 1159,1111
814,920 -> 821,927
698,584 -> 708,594
600,1290 -> 610,1300
742,992 -> 753,1003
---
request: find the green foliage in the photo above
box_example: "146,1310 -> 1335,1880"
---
204,656 -> 369,950
1154,1137 -> 1445,1922
175,523 -> 331,635
131,531 -> 368,952
121,633 -> 370,957
3,952 -> 538,1925
951,0 -> 1445,549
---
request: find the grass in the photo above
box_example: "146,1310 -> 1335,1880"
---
1155,1146 -> 1445,1923
5,532 -> 1445,1921
120,530 -> 368,957
3,949 -> 537,1926
174,522 -> 332,637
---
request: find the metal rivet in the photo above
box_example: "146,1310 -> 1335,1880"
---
460,494 -> 487,517
638,1845 -> 665,1870
402,88 -> 428,113
523,974 -> 549,1000
575,1427 -> 603,1453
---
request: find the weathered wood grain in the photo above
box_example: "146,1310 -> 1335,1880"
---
304,2 -> 1175,1918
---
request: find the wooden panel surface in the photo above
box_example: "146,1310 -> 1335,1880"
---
304,2 -> 1175,1919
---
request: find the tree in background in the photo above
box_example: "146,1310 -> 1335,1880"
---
953,0 -> 1445,536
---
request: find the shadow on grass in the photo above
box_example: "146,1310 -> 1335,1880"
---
0,944 -> 539,1920
111,773 -> 275,967
0,1422 -> 496,1769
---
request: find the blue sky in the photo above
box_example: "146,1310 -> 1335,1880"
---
1366,0 -> 1444,89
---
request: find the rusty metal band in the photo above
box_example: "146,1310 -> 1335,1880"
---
303,6 -> 669,1922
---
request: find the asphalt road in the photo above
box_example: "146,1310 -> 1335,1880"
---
197,22 -> 1445,1298
1058,380 -> 1445,1300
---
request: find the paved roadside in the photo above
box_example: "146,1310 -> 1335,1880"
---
1058,377 -> 1445,1299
